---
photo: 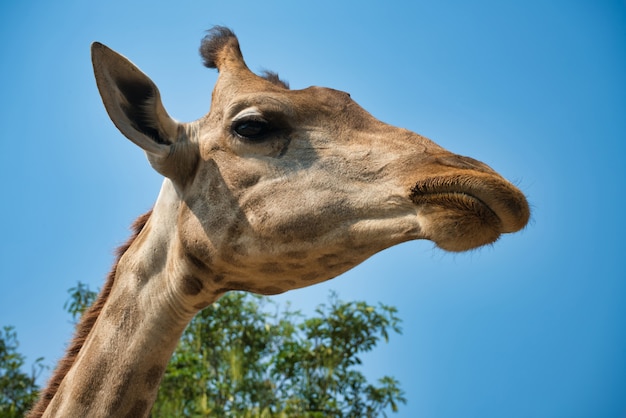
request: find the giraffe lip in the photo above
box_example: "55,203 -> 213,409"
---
410,175 -> 530,234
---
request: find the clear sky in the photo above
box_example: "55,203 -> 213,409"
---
1,1 -> 624,417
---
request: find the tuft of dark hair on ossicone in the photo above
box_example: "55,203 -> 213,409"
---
199,26 -> 238,69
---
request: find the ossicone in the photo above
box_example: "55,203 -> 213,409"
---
199,26 -> 247,72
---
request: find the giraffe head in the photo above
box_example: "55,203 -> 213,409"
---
91,27 -> 529,297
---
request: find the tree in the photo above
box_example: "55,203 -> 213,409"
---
6,283 -> 406,417
270,297 -> 405,417
150,291 -> 405,417
0,326 -> 45,417
64,281 -> 98,323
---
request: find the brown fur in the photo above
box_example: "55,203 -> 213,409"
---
28,211 -> 152,418
33,26 -> 529,416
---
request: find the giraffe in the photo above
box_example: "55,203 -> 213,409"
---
30,27 -> 529,417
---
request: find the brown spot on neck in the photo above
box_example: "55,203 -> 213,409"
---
124,400 -> 149,418
108,369 -> 134,414
75,352 -> 109,405
181,275 -> 204,295
28,211 -> 153,418
145,365 -> 164,390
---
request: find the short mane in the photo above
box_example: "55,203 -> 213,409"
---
260,70 -> 290,89
28,211 -> 153,418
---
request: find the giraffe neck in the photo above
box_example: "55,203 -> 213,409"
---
42,274 -> 191,417
37,180 -> 221,417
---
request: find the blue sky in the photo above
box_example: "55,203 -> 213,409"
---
1,1 -> 624,417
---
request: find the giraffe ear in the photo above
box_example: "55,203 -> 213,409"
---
91,42 -> 180,170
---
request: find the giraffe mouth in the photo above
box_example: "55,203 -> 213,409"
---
409,174 -> 529,251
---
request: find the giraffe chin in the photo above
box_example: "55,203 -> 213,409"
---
410,173 -> 530,247
412,192 -> 503,252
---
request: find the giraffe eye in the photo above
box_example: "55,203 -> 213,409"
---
232,118 -> 271,140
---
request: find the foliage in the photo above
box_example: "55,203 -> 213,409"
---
3,282 -> 405,417
64,281 -> 98,323
0,281 -> 98,416
153,292 -> 405,417
0,326 -> 45,418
